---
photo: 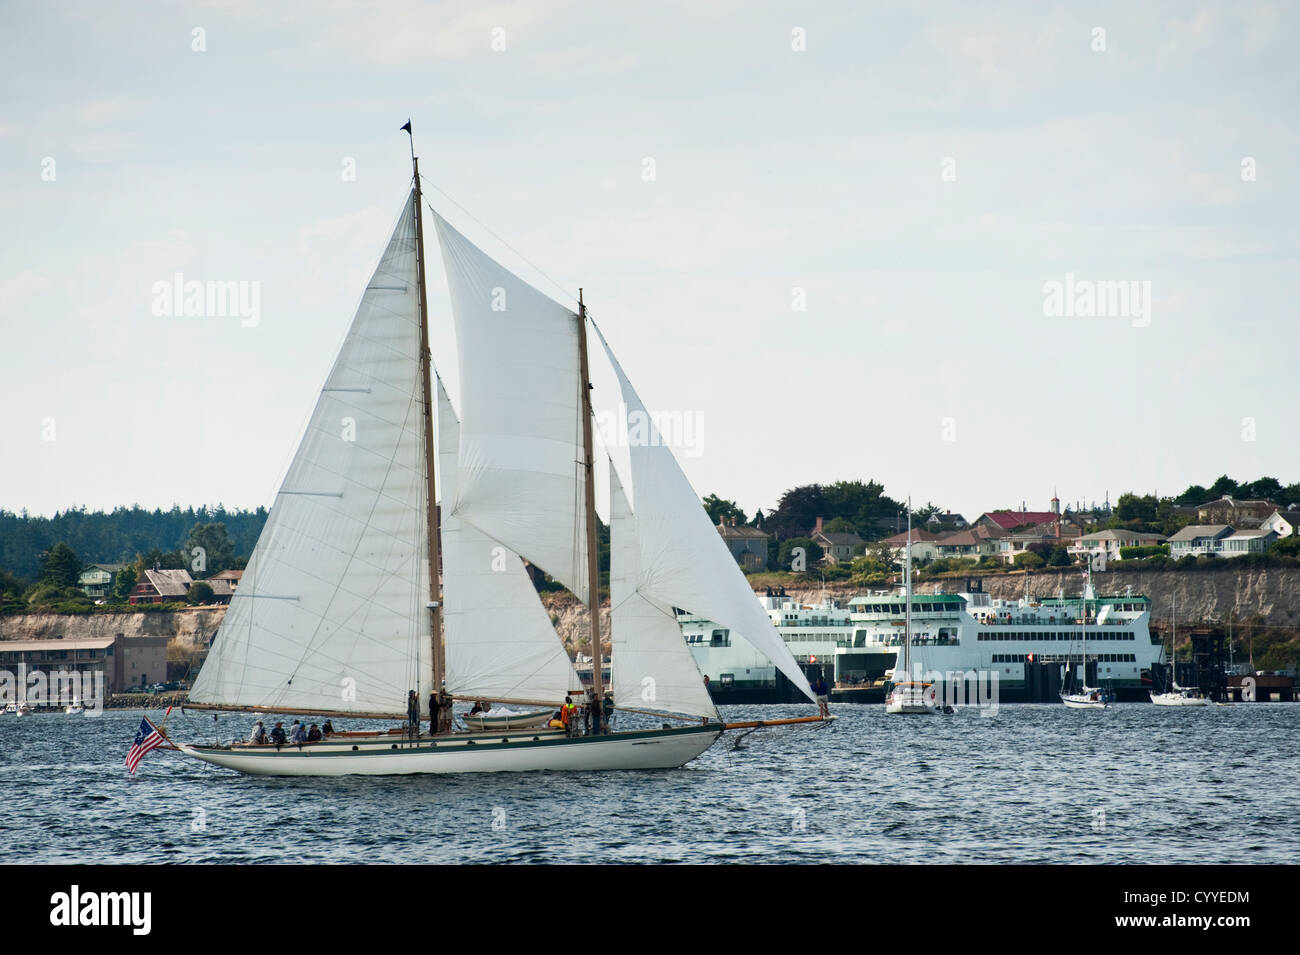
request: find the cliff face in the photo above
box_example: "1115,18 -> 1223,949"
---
1,563 -> 1293,651
0,607 -> 226,646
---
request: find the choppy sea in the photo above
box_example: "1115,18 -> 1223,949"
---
1,703 -> 1293,864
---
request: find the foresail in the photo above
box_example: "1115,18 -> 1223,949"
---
610,467 -> 718,720
431,213 -> 589,602
596,331 -> 817,704
189,191 -> 431,717
438,377 -> 582,703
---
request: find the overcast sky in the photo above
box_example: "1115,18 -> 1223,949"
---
2,0 -> 1297,523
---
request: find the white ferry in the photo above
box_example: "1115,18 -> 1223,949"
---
684,582 -> 1166,703
678,588 -> 850,703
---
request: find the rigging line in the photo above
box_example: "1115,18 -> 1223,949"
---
418,180 -> 580,310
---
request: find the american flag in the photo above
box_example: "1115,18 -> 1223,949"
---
125,717 -> 165,773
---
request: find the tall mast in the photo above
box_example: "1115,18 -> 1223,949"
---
576,289 -> 604,701
411,151 -> 444,696
903,499 -> 912,679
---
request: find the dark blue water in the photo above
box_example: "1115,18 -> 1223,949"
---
1,704 -> 1293,863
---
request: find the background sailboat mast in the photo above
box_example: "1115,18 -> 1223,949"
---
903,500 -> 912,679
411,151 -> 445,693
576,289 -> 604,701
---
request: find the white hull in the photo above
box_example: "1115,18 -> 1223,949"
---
1150,691 -> 1209,707
885,683 -> 937,715
1061,692 -> 1107,710
179,724 -> 723,776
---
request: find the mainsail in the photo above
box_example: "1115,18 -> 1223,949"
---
596,331 -> 817,703
437,377 -> 582,703
610,467 -> 719,719
431,212 -> 589,603
190,191 -> 431,716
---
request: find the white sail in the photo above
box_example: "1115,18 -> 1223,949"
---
595,332 -> 817,704
431,213 -> 589,602
610,467 -> 718,720
190,191 -> 431,716
438,377 -> 582,704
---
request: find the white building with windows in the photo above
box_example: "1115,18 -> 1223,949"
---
1167,524 -> 1232,559
1221,528 -> 1278,557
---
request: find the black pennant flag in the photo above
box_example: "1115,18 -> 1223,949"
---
401,120 -> 412,134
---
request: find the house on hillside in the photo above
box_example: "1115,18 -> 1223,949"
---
997,524 -> 1082,564
880,528 -> 941,563
1166,525 -> 1232,560
933,525 -> 1004,561
128,568 -> 193,605
716,518 -> 769,572
1068,529 -> 1167,565
809,518 -> 865,564
1196,496 -> 1278,528
1221,528 -> 1278,557
78,563 -> 125,599
1260,509 -> 1300,539
926,511 -> 968,529
205,569 -> 244,604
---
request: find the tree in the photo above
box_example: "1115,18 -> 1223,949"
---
184,523 -> 235,577
38,542 -> 81,589
112,565 -> 137,602
701,494 -> 746,527
766,485 -> 826,539
1205,475 -> 1239,500
777,537 -> 823,572
187,581 -> 215,605
1046,547 -> 1072,567
823,516 -> 858,535
1014,552 -> 1045,569
1113,492 -> 1157,524
1174,484 -> 1207,506
1245,476 -> 1283,501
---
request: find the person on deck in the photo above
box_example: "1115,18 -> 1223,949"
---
561,696 -> 575,736
269,721 -> 287,745
814,674 -> 830,718
321,720 -> 335,737
290,721 -> 307,745
437,689 -> 454,735
248,720 -> 267,744
307,723 -> 322,742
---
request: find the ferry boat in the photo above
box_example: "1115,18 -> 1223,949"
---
686,581 -> 1166,704
679,589 -> 851,703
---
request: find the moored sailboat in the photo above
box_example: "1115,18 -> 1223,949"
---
1149,594 -> 1208,707
885,502 -> 937,715
174,129 -> 825,775
1060,564 -> 1108,710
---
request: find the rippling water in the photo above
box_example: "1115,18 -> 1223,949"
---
2,703 -> 1294,864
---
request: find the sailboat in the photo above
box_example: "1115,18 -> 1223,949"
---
173,131 -> 825,775
1060,563 -> 1107,710
885,502 -> 937,715
1150,594 -> 1208,707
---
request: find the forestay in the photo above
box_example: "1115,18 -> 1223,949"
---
431,213 -> 589,603
437,377 -> 582,703
610,467 -> 718,720
190,191 -> 431,716
595,330 -> 817,704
